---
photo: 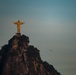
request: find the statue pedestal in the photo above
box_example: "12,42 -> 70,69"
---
16,33 -> 21,37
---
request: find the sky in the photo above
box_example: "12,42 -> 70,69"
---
0,0 -> 76,75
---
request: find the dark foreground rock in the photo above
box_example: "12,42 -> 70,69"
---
0,34 -> 61,75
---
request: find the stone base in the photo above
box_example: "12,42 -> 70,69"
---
16,33 -> 21,37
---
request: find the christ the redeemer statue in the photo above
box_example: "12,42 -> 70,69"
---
13,20 -> 24,33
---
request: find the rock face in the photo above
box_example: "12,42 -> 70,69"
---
0,34 -> 61,75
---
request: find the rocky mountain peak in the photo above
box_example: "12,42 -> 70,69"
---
0,34 -> 61,75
